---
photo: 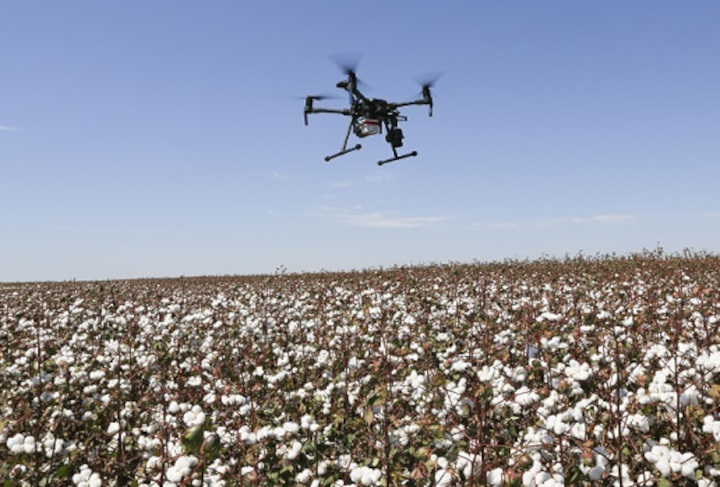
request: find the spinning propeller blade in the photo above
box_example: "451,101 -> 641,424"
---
413,70 -> 444,90
412,71 -> 444,116
329,52 -> 362,76
329,52 -> 371,102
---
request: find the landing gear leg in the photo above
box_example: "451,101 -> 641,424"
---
378,151 -> 417,166
325,144 -> 362,162
325,117 -> 361,162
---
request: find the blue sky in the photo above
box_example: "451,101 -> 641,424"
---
2,2 -> 719,282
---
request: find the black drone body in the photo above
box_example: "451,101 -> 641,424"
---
304,63 -> 437,166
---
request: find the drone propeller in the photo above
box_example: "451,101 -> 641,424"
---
413,71 -> 444,89
412,71 -> 444,117
329,52 -> 373,101
300,93 -> 344,125
304,94 -> 339,102
329,52 -> 362,76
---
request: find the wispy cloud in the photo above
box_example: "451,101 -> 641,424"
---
0,125 -> 19,132
329,171 -> 397,189
312,206 -> 450,228
491,214 -> 636,230
264,170 -> 291,182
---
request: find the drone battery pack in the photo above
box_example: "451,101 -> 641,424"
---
357,118 -> 381,137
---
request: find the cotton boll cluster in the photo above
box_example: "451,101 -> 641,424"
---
6,433 -> 36,454
182,405 -> 206,427
349,465 -> 382,485
71,465 -> 102,487
165,455 -> 198,483
644,444 -> 699,478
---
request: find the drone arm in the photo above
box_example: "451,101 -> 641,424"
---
309,107 -> 352,115
304,107 -> 353,125
390,98 -> 433,116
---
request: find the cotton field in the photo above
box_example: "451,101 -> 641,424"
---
2,253 -> 720,486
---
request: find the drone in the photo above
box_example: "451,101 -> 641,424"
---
303,59 -> 438,166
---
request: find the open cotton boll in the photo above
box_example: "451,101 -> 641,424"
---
350,466 -> 382,486
486,468 -> 503,486
703,415 -> 720,441
296,468 -> 312,484
166,455 -> 198,483
514,386 -> 540,406
72,465 -> 101,487
183,405 -> 206,427
22,435 -> 36,454
434,468 -> 453,487
6,433 -> 26,454
283,440 -> 303,460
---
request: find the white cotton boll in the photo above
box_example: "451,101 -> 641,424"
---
477,365 -> 499,382
643,451 -> 659,463
183,411 -> 196,426
283,421 -> 300,434
301,414 -> 315,429
534,471 -> 552,484
570,422 -> 586,440
435,468 -> 453,487
72,466 -> 93,486
655,457 -> 670,477
7,433 -> 25,454
285,441 -> 302,460
23,435 -> 36,454
87,473 -> 102,487
316,350 -> 330,365
166,466 -> 184,482
487,468 -> 503,486
203,393 -> 216,405
514,386 -> 539,406
679,453 -> 698,478
451,360 -> 471,372
538,312 -> 561,322
89,370 -> 105,380
350,467 -> 363,483
168,401 -> 180,413
104,422 -> 120,436
296,469 -> 312,484
565,360 -> 591,381
627,413 -> 649,433
176,455 -> 198,470
703,415 -> 720,441
362,468 -> 381,485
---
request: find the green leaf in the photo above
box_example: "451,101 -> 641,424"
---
657,478 -> 672,487
202,433 -> 221,461
364,407 -> 374,425
54,464 -> 74,479
182,423 -> 205,454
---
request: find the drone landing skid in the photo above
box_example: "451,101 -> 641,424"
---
378,151 -> 418,166
325,144 -> 362,162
